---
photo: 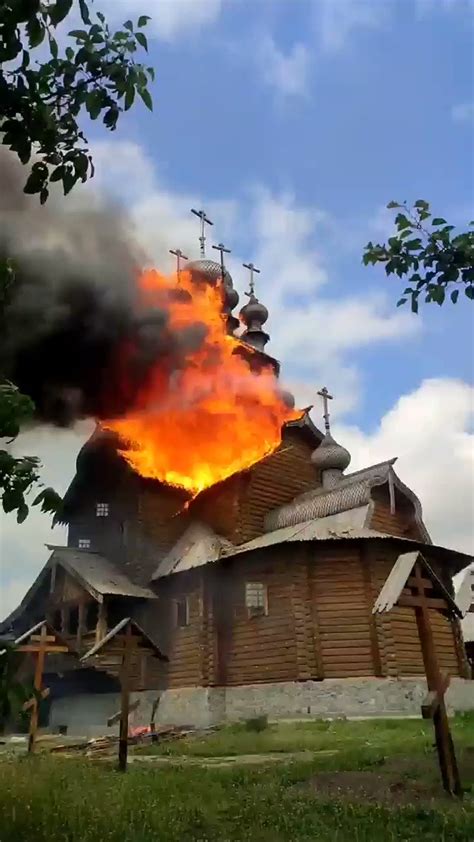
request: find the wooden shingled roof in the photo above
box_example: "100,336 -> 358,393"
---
81,618 -> 167,686
373,551 -> 462,618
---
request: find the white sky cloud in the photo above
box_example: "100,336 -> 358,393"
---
315,0 -> 389,53
97,0 -> 223,41
258,37 -> 311,98
336,378 -> 474,554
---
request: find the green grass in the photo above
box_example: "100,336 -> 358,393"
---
134,712 -> 474,759
0,716 -> 473,842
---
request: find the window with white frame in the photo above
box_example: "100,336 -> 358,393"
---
245,582 -> 268,617
175,597 -> 190,628
96,502 -> 109,517
78,538 -> 91,549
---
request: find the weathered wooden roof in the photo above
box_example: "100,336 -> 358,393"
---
0,548 -> 156,634
46,547 -> 157,601
373,551 -> 462,617
0,620 -> 74,657
152,521 -> 232,580
264,459 -> 430,541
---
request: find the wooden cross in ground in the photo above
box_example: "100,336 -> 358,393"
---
5,622 -> 71,754
82,618 -> 167,772
374,551 -> 463,796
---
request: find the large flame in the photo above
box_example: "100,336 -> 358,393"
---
104,267 -> 299,495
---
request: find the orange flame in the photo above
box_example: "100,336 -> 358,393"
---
104,267 -> 299,495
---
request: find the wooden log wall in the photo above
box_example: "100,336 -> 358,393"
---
369,543 -> 464,678
310,545 -> 376,678
222,554 -> 299,686
370,486 -> 424,541
234,430 -> 319,543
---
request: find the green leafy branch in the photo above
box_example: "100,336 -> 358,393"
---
363,200 -> 474,312
1,0 -> 154,203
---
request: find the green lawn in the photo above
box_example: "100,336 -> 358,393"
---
0,716 -> 473,842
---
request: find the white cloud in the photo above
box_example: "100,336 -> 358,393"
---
315,0 -> 389,53
452,102 -> 474,123
258,36 -> 311,98
97,0 -> 223,42
335,378 -> 474,554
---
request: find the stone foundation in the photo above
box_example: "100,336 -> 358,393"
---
49,677 -> 474,737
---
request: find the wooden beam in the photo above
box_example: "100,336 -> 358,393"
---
23,688 -> 50,712
17,644 -> 69,654
398,594 -> 449,611
96,601 -> 107,644
28,625 -> 47,754
107,699 -> 140,728
412,563 -> 462,796
118,622 -> 133,772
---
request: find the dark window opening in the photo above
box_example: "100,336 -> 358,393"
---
86,602 -> 99,632
68,606 -> 79,635
176,597 -> 189,628
52,609 -> 62,631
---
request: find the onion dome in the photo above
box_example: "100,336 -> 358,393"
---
240,292 -> 270,351
187,258 -> 240,334
311,432 -> 351,489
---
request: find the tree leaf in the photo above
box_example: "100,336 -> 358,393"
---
138,15 -> 151,27
68,29 -> 88,41
432,218 -> 447,226
79,0 -> 91,24
465,286 -> 474,300
124,84 -> 135,110
135,32 -> 148,51
451,289 -> 459,304
387,200 -> 400,209
26,17 -> 45,48
49,0 -> 74,26
124,20 -> 134,32
138,86 -> 153,111
16,502 -> 29,524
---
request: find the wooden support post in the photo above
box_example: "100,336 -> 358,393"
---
96,601 -> 107,644
413,563 -> 462,797
118,622 -> 133,772
28,624 -> 47,754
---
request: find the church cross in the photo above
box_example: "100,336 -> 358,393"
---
317,386 -> 333,434
191,208 -> 213,257
242,262 -> 260,296
212,242 -> 231,281
169,248 -> 188,279
13,623 -> 69,754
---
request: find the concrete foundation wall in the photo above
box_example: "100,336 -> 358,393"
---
49,677 -> 474,737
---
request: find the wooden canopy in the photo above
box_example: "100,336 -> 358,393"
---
81,617 -> 167,681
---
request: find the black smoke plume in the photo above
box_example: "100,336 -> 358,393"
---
0,150 -> 206,426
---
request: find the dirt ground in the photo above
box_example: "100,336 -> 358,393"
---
301,750 -> 474,807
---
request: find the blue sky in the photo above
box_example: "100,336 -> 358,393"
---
95,0 -> 474,427
1,0 -> 473,619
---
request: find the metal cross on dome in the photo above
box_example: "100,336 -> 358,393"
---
191,208 -> 213,257
169,248 -> 188,279
242,262 -> 260,297
212,242 -> 231,280
317,386 -> 333,434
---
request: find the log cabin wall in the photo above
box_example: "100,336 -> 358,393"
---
234,430 -> 320,544
149,570 -> 203,689
214,552 -> 299,686
309,544 -> 377,678
369,542 -> 464,678
370,486 -> 424,540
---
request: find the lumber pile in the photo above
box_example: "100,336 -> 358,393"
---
49,724 -> 213,756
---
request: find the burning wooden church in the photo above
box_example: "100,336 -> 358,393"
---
3,216 -> 473,732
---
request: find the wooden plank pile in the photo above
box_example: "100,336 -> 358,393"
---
49,725 -> 213,757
